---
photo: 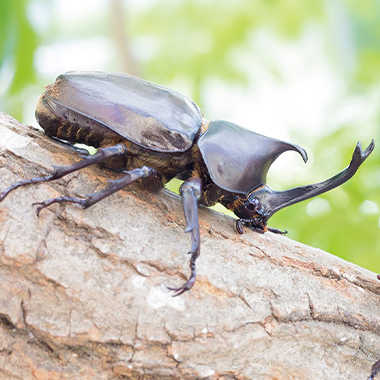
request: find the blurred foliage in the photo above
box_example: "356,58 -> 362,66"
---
0,0 -> 379,272
0,0 -> 39,121
132,0 -> 325,105
0,0 -> 38,92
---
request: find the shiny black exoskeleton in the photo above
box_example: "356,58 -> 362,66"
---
0,71 -> 375,295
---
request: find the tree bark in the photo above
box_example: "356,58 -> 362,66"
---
0,111 -> 379,380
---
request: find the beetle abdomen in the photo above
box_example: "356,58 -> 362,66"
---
36,93 -> 123,147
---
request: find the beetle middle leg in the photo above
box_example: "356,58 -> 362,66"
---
168,177 -> 202,296
33,166 -> 160,214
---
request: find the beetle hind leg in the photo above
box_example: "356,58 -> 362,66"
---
0,144 -> 127,202
33,166 -> 160,215
168,177 -> 202,296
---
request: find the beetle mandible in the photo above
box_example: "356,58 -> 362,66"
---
0,71 -> 375,295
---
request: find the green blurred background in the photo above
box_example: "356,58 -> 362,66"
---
0,0 -> 379,273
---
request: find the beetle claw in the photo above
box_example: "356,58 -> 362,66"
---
167,275 -> 196,297
168,251 -> 197,296
32,196 -> 87,216
267,227 -> 288,235
32,201 -> 45,217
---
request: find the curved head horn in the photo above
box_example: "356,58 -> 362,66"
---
250,140 -> 374,219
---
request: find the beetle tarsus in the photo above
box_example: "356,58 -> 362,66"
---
236,218 -> 286,235
0,176 -> 50,202
33,197 -> 86,216
168,255 -> 197,297
267,227 -> 287,235
236,218 -> 266,234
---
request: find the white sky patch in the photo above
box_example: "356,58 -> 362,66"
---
54,0 -> 108,24
359,200 -> 379,215
34,38 -> 116,77
306,198 -> 331,218
132,36 -> 161,63
204,26 -> 376,142
128,0 -> 162,11
27,0 -> 52,34
0,58 -> 15,97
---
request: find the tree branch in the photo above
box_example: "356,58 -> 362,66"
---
0,111 -> 379,379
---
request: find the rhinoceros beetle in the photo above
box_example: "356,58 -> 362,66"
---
0,71 -> 375,295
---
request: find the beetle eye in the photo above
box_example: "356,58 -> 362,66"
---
246,203 -> 257,211
244,197 -> 263,215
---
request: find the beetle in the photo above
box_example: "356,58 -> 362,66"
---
0,71 -> 375,295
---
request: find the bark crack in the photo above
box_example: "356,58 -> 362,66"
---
129,318 -> 139,363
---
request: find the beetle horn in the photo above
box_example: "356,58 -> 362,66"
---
253,140 -> 375,219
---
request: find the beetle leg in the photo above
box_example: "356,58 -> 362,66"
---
267,226 -> 287,235
0,144 -> 127,202
168,177 -> 202,296
235,219 -> 245,234
33,166 -> 159,215
236,218 -> 265,234
236,218 -> 287,235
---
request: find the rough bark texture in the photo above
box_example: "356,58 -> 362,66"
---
0,111 -> 379,380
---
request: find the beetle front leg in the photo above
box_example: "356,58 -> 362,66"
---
267,226 -> 287,234
236,218 -> 287,235
168,177 -> 202,296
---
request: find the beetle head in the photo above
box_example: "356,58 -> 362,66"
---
233,192 -> 267,220
229,190 -> 274,234
233,139 -> 374,233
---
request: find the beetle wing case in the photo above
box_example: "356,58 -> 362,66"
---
45,71 -> 203,153
198,120 -> 308,195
